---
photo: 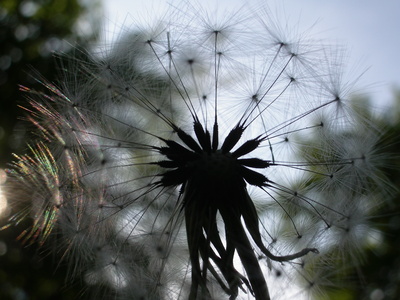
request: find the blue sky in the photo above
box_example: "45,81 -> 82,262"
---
102,0 -> 400,110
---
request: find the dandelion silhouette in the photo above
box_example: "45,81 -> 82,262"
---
4,4 -> 385,300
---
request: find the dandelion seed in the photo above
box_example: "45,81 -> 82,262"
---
3,3 -> 388,300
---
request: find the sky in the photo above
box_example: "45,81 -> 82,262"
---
102,0 -> 400,111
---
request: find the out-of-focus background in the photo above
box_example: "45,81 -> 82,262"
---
0,0 -> 399,299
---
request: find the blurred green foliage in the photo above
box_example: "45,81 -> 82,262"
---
310,92 -> 400,300
353,91 -> 400,300
0,0 -> 101,167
